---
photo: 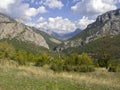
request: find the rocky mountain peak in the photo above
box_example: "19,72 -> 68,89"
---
96,9 -> 120,23
0,13 -> 15,23
57,9 -> 120,50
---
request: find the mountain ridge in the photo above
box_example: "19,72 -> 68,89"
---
0,13 -> 58,49
57,9 -> 120,50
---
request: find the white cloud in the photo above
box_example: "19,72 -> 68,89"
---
37,17 -> 46,23
0,0 -> 47,21
76,16 -> 95,30
47,16 -> 76,32
28,16 -> 95,33
71,0 -> 120,17
41,0 -> 64,9
0,0 -> 15,9
28,16 -> 76,32
25,6 -> 47,17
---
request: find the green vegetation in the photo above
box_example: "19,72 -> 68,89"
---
64,35 -> 120,61
0,41 -> 95,73
64,35 -> 120,72
0,39 -> 49,54
0,35 -> 120,90
63,53 -> 95,72
35,53 -> 95,72
0,38 -> 119,73
0,65 -> 120,90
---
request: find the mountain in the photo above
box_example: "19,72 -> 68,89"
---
32,27 -> 62,50
0,13 -> 61,49
51,28 -> 82,40
38,28 -> 81,40
63,35 -> 120,60
57,9 -> 120,50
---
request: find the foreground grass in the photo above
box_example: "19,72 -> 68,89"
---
0,65 -> 120,90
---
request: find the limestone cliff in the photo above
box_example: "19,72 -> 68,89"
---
57,9 -> 120,50
0,13 -> 49,49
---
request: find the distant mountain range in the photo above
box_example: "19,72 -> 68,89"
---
51,28 -> 82,40
38,28 -> 82,40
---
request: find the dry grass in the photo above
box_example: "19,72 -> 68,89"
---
17,66 -> 120,89
0,64 -> 120,90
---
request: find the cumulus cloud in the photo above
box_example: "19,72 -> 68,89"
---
28,16 -> 95,33
0,0 -> 47,21
27,16 -> 76,32
41,0 -> 64,9
76,16 -> 95,30
71,0 -> 120,17
47,16 -> 76,31
25,6 -> 47,17
0,0 -> 15,9
37,17 -> 46,23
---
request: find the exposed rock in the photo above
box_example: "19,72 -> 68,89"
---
0,13 -> 49,49
57,9 -> 120,50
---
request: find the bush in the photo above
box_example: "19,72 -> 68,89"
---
64,65 -> 74,71
77,53 -> 93,65
50,59 -> 64,72
108,65 -> 120,72
35,54 -> 51,67
74,65 -> 95,72
63,53 -> 95,72
97,52 -> 110,69
65,53 -> 93,66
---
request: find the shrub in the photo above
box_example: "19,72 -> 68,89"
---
108,65 -> 120,72
50,59 -> 64,72
77,53 -> 93,65
64,65 -> 74,71
64,53 -> 95,72
35,54 -> 51,67
97,52 -> 110,69
74,65 -> 95,72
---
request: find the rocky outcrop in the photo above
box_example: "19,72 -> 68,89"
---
96,9 -> 120,23
57,9 -> 120,50
0,13 -> 49,49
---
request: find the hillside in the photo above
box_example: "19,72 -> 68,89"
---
63,35 -> 120,61
0,39 -> 49,54
57,9 -> 120,50
32,27 -> 62,50
0,13 -> 55,49
0,13 -> 63,50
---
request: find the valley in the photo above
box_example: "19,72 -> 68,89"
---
0,2 -> 120,90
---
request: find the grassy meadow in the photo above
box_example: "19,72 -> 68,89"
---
0,62 -> 120,90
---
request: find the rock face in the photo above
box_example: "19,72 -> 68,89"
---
57,9 -> 120,50
0,13 -> 49,49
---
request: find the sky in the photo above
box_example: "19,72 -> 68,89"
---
0,0 -> 120,33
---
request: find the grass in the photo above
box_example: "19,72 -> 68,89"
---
0,64 -> 120,90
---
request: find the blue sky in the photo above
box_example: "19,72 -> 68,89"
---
0,0 -> 120,33
25,0 -> 84,21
